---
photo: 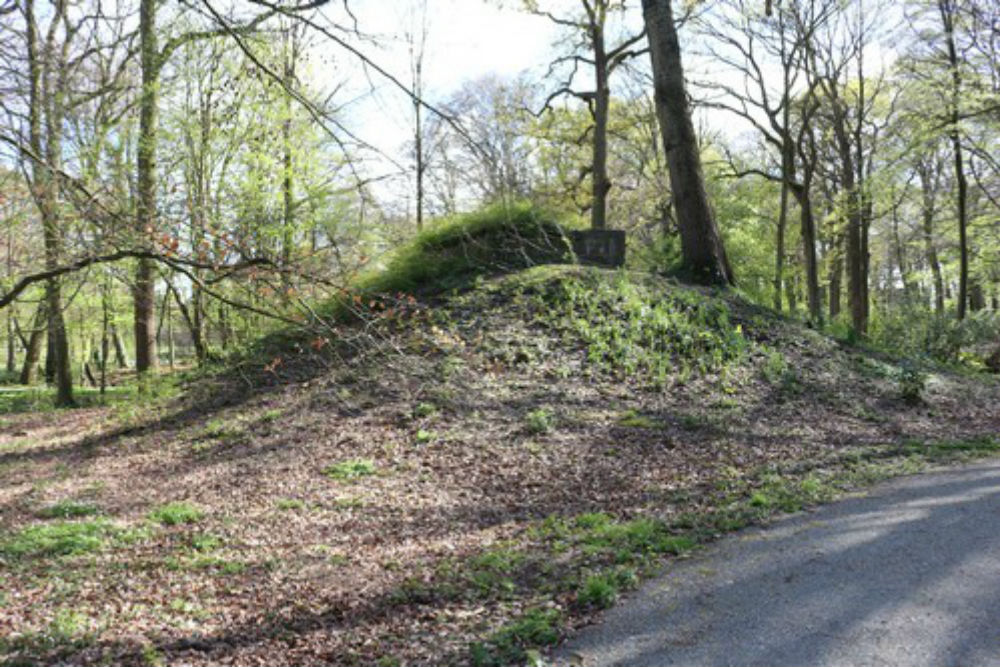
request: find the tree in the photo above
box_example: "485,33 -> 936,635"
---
642,0 -> 734,285
528,0 -> 647,232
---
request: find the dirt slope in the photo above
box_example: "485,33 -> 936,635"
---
1,265 -> 998,667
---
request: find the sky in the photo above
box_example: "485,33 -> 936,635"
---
328,0 -> 562,162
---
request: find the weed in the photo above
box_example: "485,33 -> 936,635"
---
276,498 -> 306,511
323,459 -> 377,481
148,502 -> 203,526
189,533 -> 223,552
761,349 -> 789,384
1,520 -> 112,559
259,408 -> 283,424
525,408 -> 555,435
36,500 -> 101,519
577,573 -> 618,609
618,410 -> 658,429
536,270 -> 746,384
898,360 -> 928,405
412,402 -> 437,418
415,429 -> 436,444
470,607 -> 562,667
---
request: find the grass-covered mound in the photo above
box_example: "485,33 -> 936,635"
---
357,201 -> 574,296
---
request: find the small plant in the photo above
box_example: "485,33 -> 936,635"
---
470,607 -> 562,667
761,349 -> 789,384
577,573 -> 619,609
276,498 -> 306,511
618,410 -> 658,429
415,429 -> 436,444
412,402 -> 437,418
1,520 -> 112,558
525,408 -> 555,435
36,500 -> 101,519
898,360 -> 928,405
148,502 -> 203,526
258,409 -> 283,424
323,459 -> 377,481
189,533 -> 222,552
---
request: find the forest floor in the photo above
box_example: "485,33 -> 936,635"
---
1,265 -> 999,667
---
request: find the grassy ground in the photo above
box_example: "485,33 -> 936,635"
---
1,265 -> 999,667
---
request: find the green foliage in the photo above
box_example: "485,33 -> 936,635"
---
538,271 -> 746,385
470,608 -> 562,667
189,533 -> 223,552
1,520 -> 113,559
870,308 -> 1000,365
897,360 -> 928,404
618,410 -> 659,429
276,498 -> 306,511
323,459 -> 377,481
36,500 -> 101,519
576,567 -> 638,609
353,202 -> 572,297
525,408 -> 555,434
412,402 -> 437,418
414,429 -> 436,444
148,502 -> 203,526
761,349 -> 790,384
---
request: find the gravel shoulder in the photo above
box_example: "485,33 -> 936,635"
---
557,459 -> 1000,667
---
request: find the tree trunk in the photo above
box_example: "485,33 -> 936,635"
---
829,233 -> 843,320
774,176 -> 789,312
591,19 -> 611,231
642,0 -> 733,285
134,0 -> 159,374
793,180 -> 822,323
6,312 -> 15,374
19,303 -> 45,385
27,0 -> 73,405
110,323 -> 128,368
940,0 -> 969,320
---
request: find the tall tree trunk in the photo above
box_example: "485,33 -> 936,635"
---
940,0 -> 969,320
793,186 -> 822,323
642,0 -> 733,285
774,176 -> 789,311
27,0 -> 72,405
919,161 -> 945,314
591,18 -> 611,231
134,0 -> 159,374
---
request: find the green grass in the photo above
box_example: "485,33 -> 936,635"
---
577,567 -> 639,609
276,498 -> 306,511
148,502 -> 203,526
36,500 -> 102,519
470,607 -> 562,667
618,410 -> 659,429
1,520 -> 113,559
323,459 -> 377,481
352,202 -> 573,298
525,408 -> 555,435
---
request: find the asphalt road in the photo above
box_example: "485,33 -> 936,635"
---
556,460 -> 1000,667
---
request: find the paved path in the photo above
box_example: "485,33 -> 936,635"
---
556,460 -> 1000,667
